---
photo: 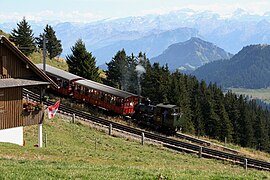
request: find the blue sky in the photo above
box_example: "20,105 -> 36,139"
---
1,0 -> 270,22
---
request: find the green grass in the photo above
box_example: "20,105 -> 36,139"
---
0,116 -> 269,179
29,51 -> 68,71
28,51 -> 107,78
230,88 -> 270,104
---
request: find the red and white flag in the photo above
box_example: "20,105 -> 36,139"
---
47,100 -> 60,119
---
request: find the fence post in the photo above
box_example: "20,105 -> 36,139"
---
141,132 -> 144,145
199,147 -> 202,158
72,113 -> 76,123
224,137 -> 227,147
244,159 -> 248,171
109,124 -> 112,136
38,123 -> 42,148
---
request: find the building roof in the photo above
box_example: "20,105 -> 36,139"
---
156,103 -> 178,109
36,64 -> 83,81
0,36 -> 58,89
75,79 -> 138,98
0,78 -> 50,89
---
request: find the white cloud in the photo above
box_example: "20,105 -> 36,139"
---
0,10 -> 103,22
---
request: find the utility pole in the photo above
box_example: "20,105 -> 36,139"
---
43,33 -> 46,72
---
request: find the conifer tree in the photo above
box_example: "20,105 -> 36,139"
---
36,25 -> 62,59
224,91 -> 241,144
254,106 -> 269,151
9,17 -> 35,56
127,53 -> 139,93
191,81 -> 205,136
106,49 -> 128,89
237,96 -> 255,147
66,39 -> 100,82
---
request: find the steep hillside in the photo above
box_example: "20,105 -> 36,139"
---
193,44 -> 270,88
0,116 -> 269,179
151,37 -> 232,71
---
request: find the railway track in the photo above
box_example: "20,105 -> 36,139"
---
175,133 -> 240,154
23,88 -> 270,171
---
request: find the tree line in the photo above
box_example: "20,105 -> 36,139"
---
105,49 -> 270,152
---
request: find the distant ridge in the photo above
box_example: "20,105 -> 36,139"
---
151,37 -> 233,71
193,44 -> 270,88
93,27 -> 199,65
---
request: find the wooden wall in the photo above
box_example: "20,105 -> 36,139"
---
0,43 -> 37,79
0,87 -> 43,130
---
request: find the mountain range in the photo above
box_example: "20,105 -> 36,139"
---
151,37 -> 232,71
193,44 -> 270,89
1,8 -> 270,66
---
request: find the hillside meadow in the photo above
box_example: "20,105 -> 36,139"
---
231,88 -> 270,104
0,116 -> 269,179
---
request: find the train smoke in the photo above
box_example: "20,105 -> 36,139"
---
135,64 -> 146,100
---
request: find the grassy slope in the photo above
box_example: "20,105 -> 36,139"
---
29,51 -> 68,71
231,88 -> 270,104
29,51 -> 107,77
0,116 -> 269,179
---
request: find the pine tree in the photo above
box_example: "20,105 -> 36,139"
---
238,96 -> 255,147
9,17 -> 35,56
254,106 -> 269,151
106,49 -> 128,89
190,80 -> 205,136
224,91 -> 241,144
66,39 -> 100,82
127,53 -> 139,93
213,86 -> 233,141
36,25 -> 62,59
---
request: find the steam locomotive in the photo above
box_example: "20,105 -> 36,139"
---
133,100 -> 182,132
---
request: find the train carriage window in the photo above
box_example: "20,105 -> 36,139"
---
116,98 -> 121,107
89,89 -> 94,96
84,88 -> 89,95
63,80 -> 69,88
71,82 -> 75,91
56,78 -> 62,87
76,85 -> 81,93
111,96 -> 116,104
101,92 -> 105,101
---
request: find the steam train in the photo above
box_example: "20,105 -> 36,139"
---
36,64 -> 181,132
133,100 -> 182,132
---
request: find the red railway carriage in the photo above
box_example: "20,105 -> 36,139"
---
36,64 -> 139,115
36,64 -> 83,96
74,80 -> 138,115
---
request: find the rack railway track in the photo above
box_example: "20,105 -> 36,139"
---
23,88 -> 270,171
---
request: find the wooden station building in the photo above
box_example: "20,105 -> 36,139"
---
0,35 -> 57,146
